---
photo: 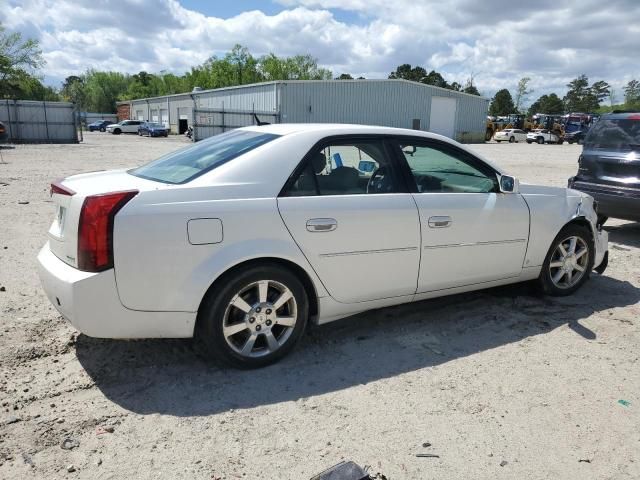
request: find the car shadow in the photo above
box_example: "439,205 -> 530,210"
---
76,274 -> 639,416
606,222 -> 640,249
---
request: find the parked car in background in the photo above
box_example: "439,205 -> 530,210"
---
38,124 -> 608,368
568,112 -> 640,223
106,120 -> 142,135
138,122 -> 169,137
88,120 -> 112,132
494,128 -> 527,143
527,129 -> 562,144
0,121 -> 8,143
564,129 -> 588,145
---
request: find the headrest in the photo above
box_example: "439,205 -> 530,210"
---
310,152 -> 327,174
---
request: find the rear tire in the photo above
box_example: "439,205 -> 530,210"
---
196,263 -> 309,368
113,128 -> 121,135
509,136 -> 515,143
537,137 -> 544,144
100,127 -> 106,132
537,224 -> 594,296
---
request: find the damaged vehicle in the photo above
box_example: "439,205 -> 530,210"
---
569,112 -> 640,223
38,124 -> 608,368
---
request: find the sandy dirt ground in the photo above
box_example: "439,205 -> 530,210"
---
1,132 -> 639,479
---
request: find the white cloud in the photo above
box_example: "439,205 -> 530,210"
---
2,0 -> 639,102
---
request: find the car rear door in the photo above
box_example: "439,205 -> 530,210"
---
277,136 -> 421,304
392,137 -> 530,293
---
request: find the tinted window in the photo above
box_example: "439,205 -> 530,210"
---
585,117 -> 640,151
285,140 -> 400,196
131,130 -> 280,184
399,141 -> 497,193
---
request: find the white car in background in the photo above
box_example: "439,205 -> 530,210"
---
527,129 -> 563,144
106,120 -> 143,135
38,124 -> 608,368
494,128 -> 527,143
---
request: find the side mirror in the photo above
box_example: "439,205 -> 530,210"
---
499,175 -> 519,193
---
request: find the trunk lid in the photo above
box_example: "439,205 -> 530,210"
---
47,170 -> 162,268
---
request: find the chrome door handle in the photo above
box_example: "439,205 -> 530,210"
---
428,216 -> 452,228
306,218 -> 337,232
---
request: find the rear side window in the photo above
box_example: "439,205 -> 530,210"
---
130,130 -> 280,184
586,117 -> 640,151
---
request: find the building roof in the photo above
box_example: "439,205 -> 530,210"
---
124,79 -> 490,104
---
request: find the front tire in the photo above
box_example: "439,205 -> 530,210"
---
100,127 -> 106,132
537,137 -> 545,144
509,136 -> 515,143
196,263 -> 309,368
537,224 -> 593,296
113,128 -> 121,135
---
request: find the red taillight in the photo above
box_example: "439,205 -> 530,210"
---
50,181 -> 75,197
77,191 -> 138,272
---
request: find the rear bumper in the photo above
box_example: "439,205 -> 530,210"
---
37,244 -> 196,338
569,179 -> 640,221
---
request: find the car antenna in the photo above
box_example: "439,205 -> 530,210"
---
253,113 -> 270,126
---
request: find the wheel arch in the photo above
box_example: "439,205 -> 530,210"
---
195,256 -> 320,327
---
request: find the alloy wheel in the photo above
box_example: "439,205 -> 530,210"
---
222,280 -> 297,358
548,236 -> 589,289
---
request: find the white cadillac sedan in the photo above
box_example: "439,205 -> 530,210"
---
38,124 -> 608,368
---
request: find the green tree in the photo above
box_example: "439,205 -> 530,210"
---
489,89 -> 515,116
514,77 -> 532,113
528,93 -> 564,117
389,64 -> 428,82
83,70 -> 129,112
336,73 -> 354,80
527,93 -> 564,116
462,76 -> 480,96
564,75 -> 609,112
61,75 -> 86,107
624,79 -> 640,109
0,23 -> 46,98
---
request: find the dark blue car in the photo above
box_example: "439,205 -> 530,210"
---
88,120 -> 112,132
138,122 -> 169,137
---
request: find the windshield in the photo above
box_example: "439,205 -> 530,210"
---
585,117 -> 640,151
130,129 -> 280,184
146,123 -> 163,128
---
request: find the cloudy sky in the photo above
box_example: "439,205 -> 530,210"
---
2,0 -> 639,102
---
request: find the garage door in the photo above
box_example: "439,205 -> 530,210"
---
429,97 -> 457,138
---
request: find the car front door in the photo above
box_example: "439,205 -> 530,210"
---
393,138 -> 530,293
277,136 -> 421,304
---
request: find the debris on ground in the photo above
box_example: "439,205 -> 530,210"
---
500,460 -> 508,467
67,464 -> 76,473
416,454 -> 440,458
60,437 -> 80,450
310,460 -> 370,480
618,399 -> 631,407
578,459 -> 592,463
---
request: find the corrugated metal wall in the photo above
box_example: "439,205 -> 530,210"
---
0,100 -> 78,144
127,80 -> 488,143
279,80 -> 488,143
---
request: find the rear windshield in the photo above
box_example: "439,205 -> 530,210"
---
585,117 -> 640,151
130,130 -> 280,184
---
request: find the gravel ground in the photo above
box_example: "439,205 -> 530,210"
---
1,132 -> 639,479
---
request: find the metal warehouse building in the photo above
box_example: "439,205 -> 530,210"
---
124,79 -> 489,143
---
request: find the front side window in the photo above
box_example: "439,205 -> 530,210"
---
131,130 -> 280,184
398,141 -> 497,193
284,139 -> 400,196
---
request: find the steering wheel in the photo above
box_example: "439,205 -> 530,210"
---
367,166 -> 392,193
